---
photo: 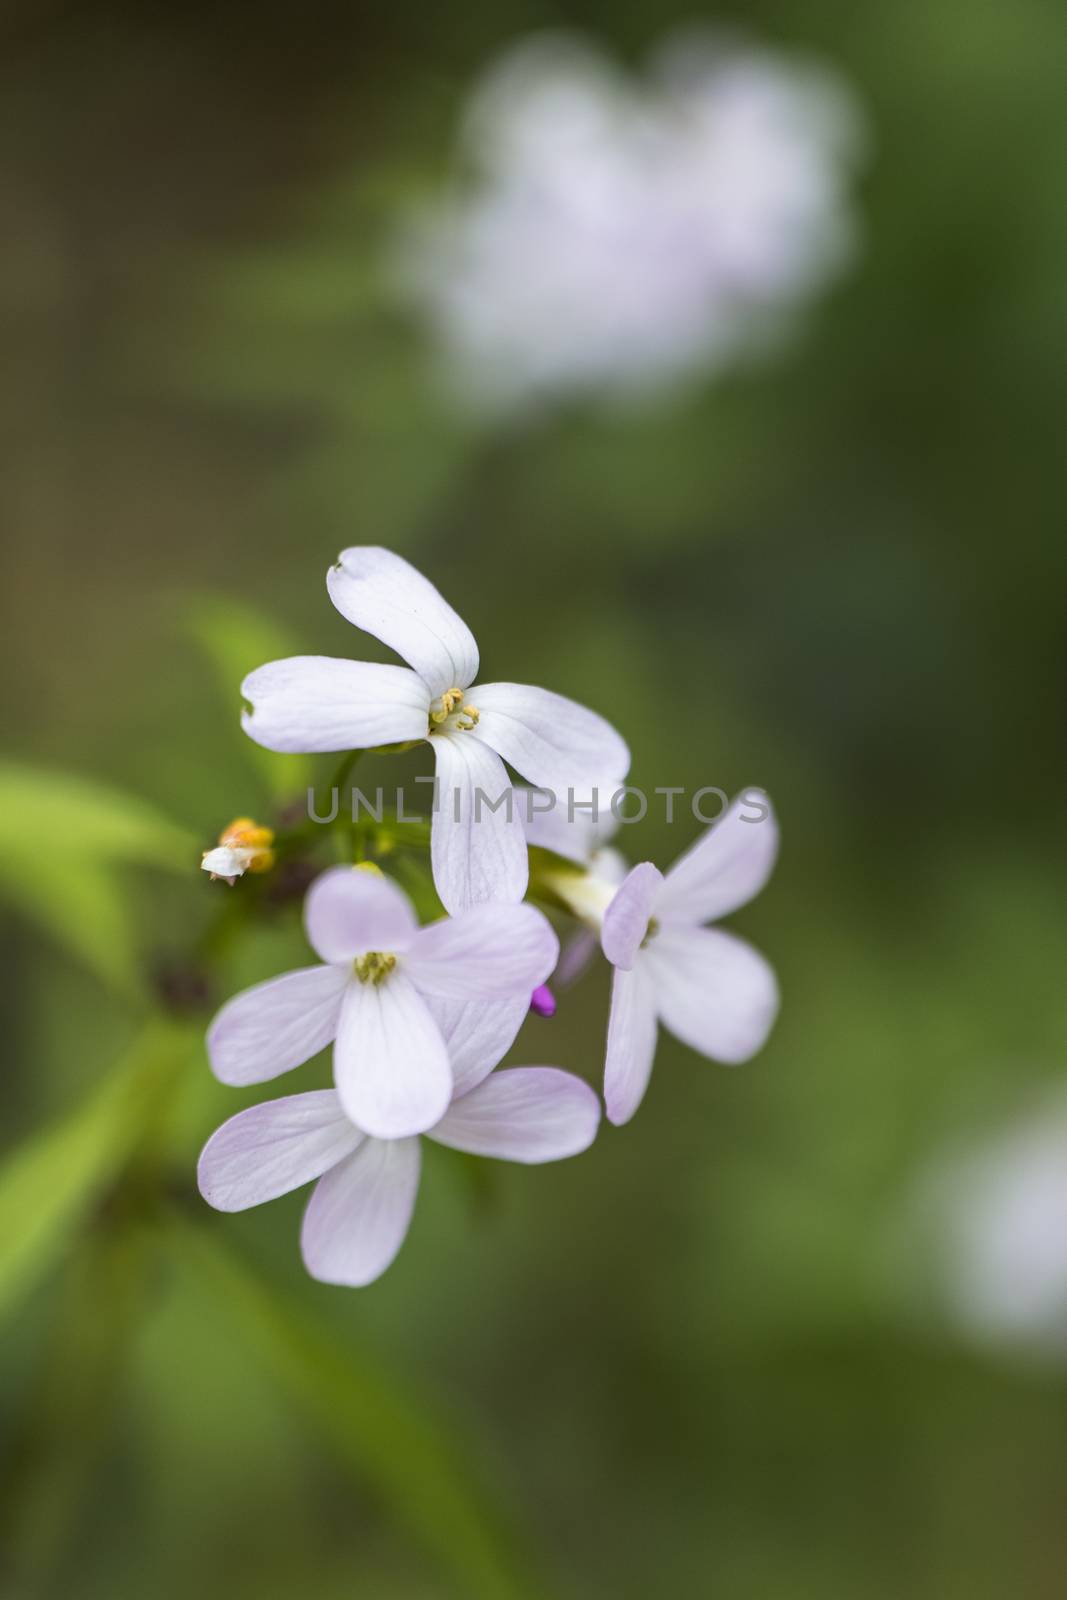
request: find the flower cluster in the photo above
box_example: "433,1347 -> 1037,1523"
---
199,550 -> 778,1284
394,30 -> 864,409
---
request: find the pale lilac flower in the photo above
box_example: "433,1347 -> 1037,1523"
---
207,865 -> 558,1140
914,1101 -> 1067,1356
396,31 -> 864,409
597,795 -> 779,1123
198,1067 -> 600,1286
241,548 -> 629,913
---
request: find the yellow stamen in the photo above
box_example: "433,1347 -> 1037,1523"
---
353,951 -> 397,984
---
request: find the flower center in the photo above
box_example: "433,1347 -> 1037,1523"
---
641,918 -> 660,949
428,686 -> 480,733
353,951 -> 397,985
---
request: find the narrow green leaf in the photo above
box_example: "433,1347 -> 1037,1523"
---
183,596 -> 311,799
0,761 -> 196,993
0,1022 -> 193,1327
168,1216 -> 537,1600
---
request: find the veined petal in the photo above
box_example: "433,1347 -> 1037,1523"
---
301,1136 -> 421,1287
430,1068 -> 600,1163
304,866 -> 418,965
241,657 -> 429,753
327,547 -> 479,699
421,993 -> 529,1097
197,1091 -> 361,1212
604,960 -> 659,1127
600,862 -> 663,971
645,926 -> 779,1065
430,735 -> 528,914
333,969 -> 452,1139
655,793 -> 779,927
469,682 -> 630,795
406,902 -> 557,1000
518,788 -> 620,866
207,964 -> 348,1087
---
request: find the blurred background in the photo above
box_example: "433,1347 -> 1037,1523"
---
3,1 -> 1067,1596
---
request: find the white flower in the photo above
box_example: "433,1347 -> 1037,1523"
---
198,1067 -> 601,1286
915,1102 -> 1067,1356
395,31 -> 864,409
207,865 -> 558,1140
577,794 -> 779,1123
200,817 -> 275,884
241,548 -> 630,914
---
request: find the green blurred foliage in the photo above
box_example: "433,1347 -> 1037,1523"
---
2,1 -> 1067,1597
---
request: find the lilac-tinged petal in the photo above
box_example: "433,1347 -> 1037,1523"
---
645,926 -> 779,1065
554,929 -> 599,988
655,793 -> 779,927
469,682 -> 630,795
430,1068 -> 600,1163
327,547 -> 479,700
240,657 -> 429,753
600,862 -> 663,971
604,961 -> 659,1126
333,970 -> 452,1139
519,789 -> 620,865
421,993 -> 529,1097
301,1136 -> 421,1287
430,734 -> 528,914
304,867 -> 418,965
406,901 -> 557,1000
197,1091 -> 361,1212
207,965 -> 348,1087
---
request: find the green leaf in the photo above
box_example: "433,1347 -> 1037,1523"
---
183,595 -> 311,799
168,1217 -> 537,1600
0,1021 -> 193,1328
0,762 -> 196,994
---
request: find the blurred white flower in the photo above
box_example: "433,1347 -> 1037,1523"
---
395,30 -> 866,409
918,1101 -> 1067,1356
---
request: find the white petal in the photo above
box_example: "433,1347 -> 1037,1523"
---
645,926 -> 779,1065
201,845 -> 252,879
327,547 -> 479,699
604,961 -> 659,1126
600,862 -> 663,971
207,965 -> 348,1086
469,682 -> 630,795
518,789 -> 619,865
421,993 -> 529,1097
197,1091 -> 361,1212
655,793 -> 779,927
241,657 -> 429,753
553,929 -> 599,988
304,867 -> 417,965
333,969 -> 452,1138
430,735 -> 528,914
430,1068 -> 600,1163
406,902 -> 557,1000
301,1136 -> 421,1287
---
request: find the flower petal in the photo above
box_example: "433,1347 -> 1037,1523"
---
430,734 -> 528,914
333,969 -> 452,1138
600,862 -> 664,971
304,866 -> 418,965
518,788 -> 620,865
421,993 -> 529,1097
207,964 -> 348,1086
645,926 -> 779,1065
554,928 -> 599,988
301,1136 -> 421,1287
241,657 -> 429,753
655,793 -> 779,927
430,1068 -> 600,1163
469,682 -> 630,795
604,961 -> 659,1126
197,1091 -> 361,1212
406,902 -> 558,1000
327,547 -> 479,699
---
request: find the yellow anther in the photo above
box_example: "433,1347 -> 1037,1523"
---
428,686 -> 475,732
353,951 -> 397,985
457,703 -> 481,730
203,816 -> 276,879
